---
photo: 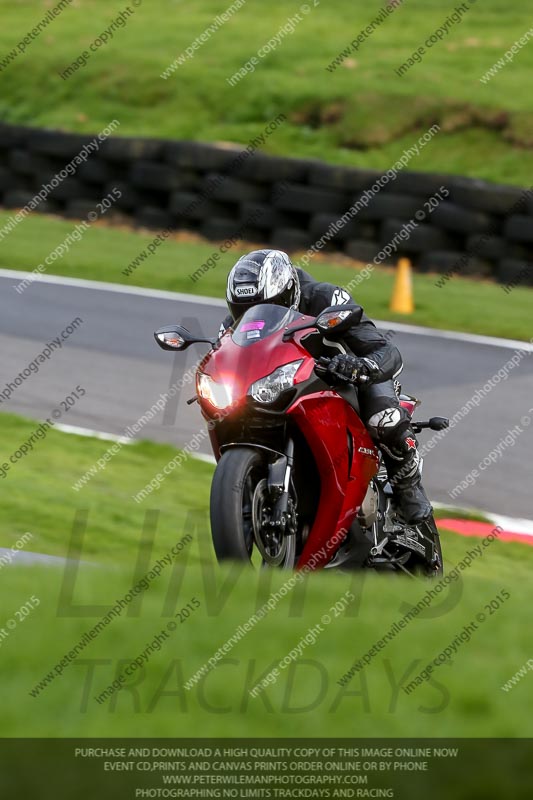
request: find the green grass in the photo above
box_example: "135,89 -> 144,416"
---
433,506 -> 491,524
0,411 -> 532,737
1,0 -> 533,184
1,210 -> 531,341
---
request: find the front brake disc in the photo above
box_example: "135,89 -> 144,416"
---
252,478 -> 295,567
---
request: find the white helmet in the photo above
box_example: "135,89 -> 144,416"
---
226,249 -> 300,320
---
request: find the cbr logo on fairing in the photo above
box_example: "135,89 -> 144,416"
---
234,285 -> 257,297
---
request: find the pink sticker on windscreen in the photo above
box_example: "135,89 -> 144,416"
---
241,321 -> 265,332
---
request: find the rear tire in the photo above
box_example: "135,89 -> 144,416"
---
423,515 -> 444,577
408,515 -> 444,577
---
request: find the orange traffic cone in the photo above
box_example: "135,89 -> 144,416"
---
390,257 -> 414,314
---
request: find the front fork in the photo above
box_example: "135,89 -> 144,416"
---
267,438 -> 295,533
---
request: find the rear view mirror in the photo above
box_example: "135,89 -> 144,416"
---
154,325 -> 217,351
315,305 -> 363,337
154,325 -> 194,351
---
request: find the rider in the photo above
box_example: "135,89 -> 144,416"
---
219,249 -> 432,526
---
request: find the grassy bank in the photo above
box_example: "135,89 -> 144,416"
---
1,1 -> 533,184
0,412 -> 531,737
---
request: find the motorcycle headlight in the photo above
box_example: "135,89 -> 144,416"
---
197,373 -> 233,410
249,360 -> 303,404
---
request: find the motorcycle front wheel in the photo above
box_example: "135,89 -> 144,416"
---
210,447 -> 298,568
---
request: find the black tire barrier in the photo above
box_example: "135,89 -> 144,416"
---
99,137 -> 164,163
44,177 -> 101,202
418,250 -> 493,278
465,234 -> 508,261
270,227 -> 314,251
355,193 -> 427,222
309,212 -> 376,242
25,129 -> 94,159
0,125 -> 26,149
504,215 -> 533,244
3,189 -> 44,209
273,183 -> 349,214
238,226 -> 268,245
449,179 -> 525,215
135,207 -> 174,231
203,174 -> 268,203
497,258 -> 533,288
200,216 -> 243,242
429,202 -> 494,235
380,219 -> 457,253
0,167 -> 17,192
240,202 -> 301,231
131,160 -> 199,192
308,164 -> 381,193
63,199 -> 98,219
232,153 -> 311,184
169,191 -> 235,221
0,122 -> 532,287
104,181 -> 144,211
345,239 -> 389,264
382,170 -> 452,198
8,149 -> 57,177
165,141 -> 241,172
77,159 -> 117,185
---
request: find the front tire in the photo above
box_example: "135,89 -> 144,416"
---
210,447 -> 298,567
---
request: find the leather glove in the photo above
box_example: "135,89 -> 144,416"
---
327,354 -> 380,385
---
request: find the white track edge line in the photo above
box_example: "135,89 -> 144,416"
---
53,422 -> 132,444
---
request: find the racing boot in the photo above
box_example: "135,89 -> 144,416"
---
380,428 -> 432,525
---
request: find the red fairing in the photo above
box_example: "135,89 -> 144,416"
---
197,314 -> 316,429
198,315 -> 316,459
289,393 -> 378,570
198,324 -> 312,407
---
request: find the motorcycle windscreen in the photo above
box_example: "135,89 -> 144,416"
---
231,304 -> 299,347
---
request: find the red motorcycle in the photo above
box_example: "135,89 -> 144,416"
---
155,303 -> 447,576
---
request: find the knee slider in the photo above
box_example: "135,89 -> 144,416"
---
366,407 -> 409,443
